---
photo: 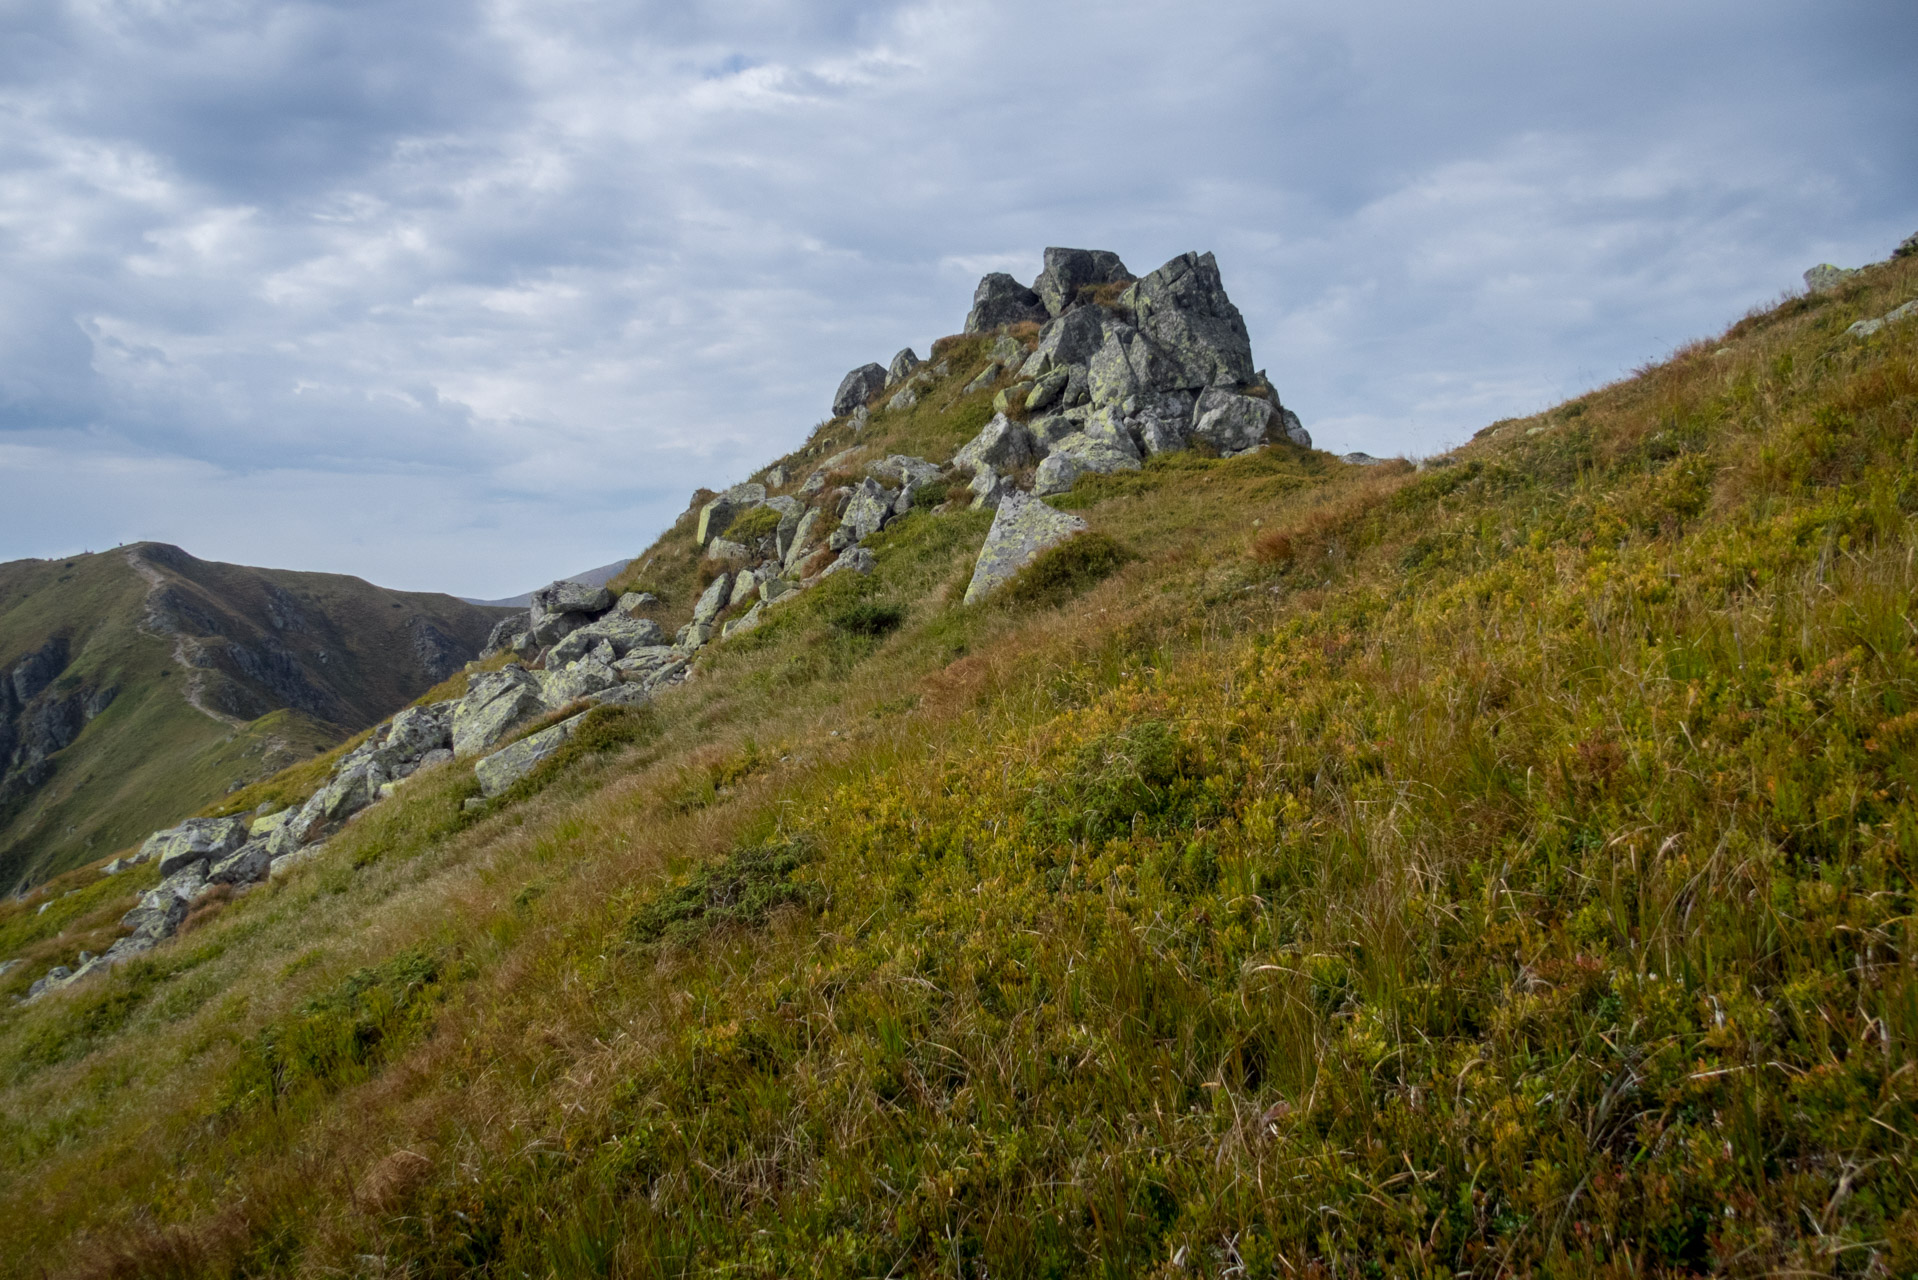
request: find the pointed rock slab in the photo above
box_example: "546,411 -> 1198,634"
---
964,273 -> 1047,333
1127,251 -> 1256,391
954,413 -> 1035,474
963,491 -> 1089,604
475,711 -> 588,798
452,667 -> 546,758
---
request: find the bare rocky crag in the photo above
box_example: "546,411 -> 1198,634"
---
20,246 -> 1316,1000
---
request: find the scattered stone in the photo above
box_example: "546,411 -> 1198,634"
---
547,614 -> 670,666
822,547 -> 876,577
533,581 -> 614,615
888,385 -> 919,411
955,413 -> 1036,474
729,570 -> 762,609
1190,389 -> 1276,454
722,601 -> 768,637
1848,298 -> 1918,339
963,491 -> 1090,604
763,466 -> 789,488
1026,368 -> 1071,413
992,381 -> 1035,414
869,455 -> 943,488
1032,433 -> 1141,496
616,591 -> 659,613
963,363 -> 1001,395
141,817 -> 249,878
475,712 -> 588,797
692,574 -> 732,626
965,274 -> 1048,333
696,483 -> 768,546
1277,408 -> 1311,447
538,658 -> 619,708
1804,264 -> 1857,293
1341,452 -> 1385,466
207,839 -> 272,886
839,478 -> 896,543
760,577 -> 796,603
270,845 -> 324,877
833,363 -> 888,416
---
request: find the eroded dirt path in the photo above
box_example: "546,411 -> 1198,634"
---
124,548 -> 248,730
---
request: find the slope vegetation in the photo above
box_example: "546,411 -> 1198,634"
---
0,544 -> 505,890
2,251 -> 1916,1277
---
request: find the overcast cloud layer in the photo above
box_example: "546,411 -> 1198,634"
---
1,0 -> 1912,597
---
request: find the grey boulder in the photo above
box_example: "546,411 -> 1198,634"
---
692,573 -> 732,625
964,273 -> 1048,333
1020,307 -> 1110,378
696,482 -> 768,546
963,491 -> 1090,604
1032,432 -> 1141,497
954,413 -> 1036,474
1032,247 -> 1131,317
1804,264 -> 1857,293
868,455 -> 942,488
207,839 -> 272,886
833,363 -> 888,416
533,581 -> 614,616
886,348 -> 922,386
1190,389 -> 1276,454
839,478 -> 896,543
538,658 -> 619,708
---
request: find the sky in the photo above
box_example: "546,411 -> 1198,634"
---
0,0 -> 1912,598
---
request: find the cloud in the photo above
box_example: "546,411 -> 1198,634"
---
0,0 -> 1912,595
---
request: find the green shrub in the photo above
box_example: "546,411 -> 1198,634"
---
627,839 -> 816,949
998,532 -> 1132,608
828,601 -> 906,638
724,505 -> 782,544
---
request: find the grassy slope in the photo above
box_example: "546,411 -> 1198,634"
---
0,548 -> 504,888
1,261 -> 1916,1277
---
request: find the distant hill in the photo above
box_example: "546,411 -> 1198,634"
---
0,542 -> 507,889
462,558 -> 633,609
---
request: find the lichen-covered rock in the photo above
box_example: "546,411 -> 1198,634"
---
140,817 -> 249,877
692,574 -> 732,626
696,483 -> 768,546
963,491 -> 1090,604
317,756 -> 386,822
616,591 -> 659,613
376,702 -> 455,768
839,478 -> 896,543
1019,306 -> 1110,379
120,864 -> 207,940
532,581 -> 613,616
207,839 -> 272,886
538,658 -> 619,708
1124,251 -> 1256,391
822,547 -> 875,578
1026,368 -> 1071,413
833,363 -> 887,416
992,381 -> 1035,414
1032,247 -> 1131,317
1031,433 -> 1141,496
1190,389 -> 1276,454
728,569 -> 762,609
613,646 -> 688,687
869,455 -> 943,488
482,614 -> 530,657
721,601 -> 768,637
782,509 -> 823,572
1804,264 -> 1857,293
954,413 -> 1035,475
547,614 -> 670,666
452,666 -> 546,758
886,347 -> 921,386
1277,407 -> 1310,447
964,273 -> 1047,333
474,712 -> 587,797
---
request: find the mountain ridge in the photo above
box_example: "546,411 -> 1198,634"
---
0,240 -> 1915,1275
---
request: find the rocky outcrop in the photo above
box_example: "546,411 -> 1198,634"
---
475,712 -> 587,797
833,364 -> 887,417
1032,247 -> 1131,318
965,273 -> 1048,333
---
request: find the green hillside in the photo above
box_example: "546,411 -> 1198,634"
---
1,250 -> 1916,1277
0,544 -> 506,890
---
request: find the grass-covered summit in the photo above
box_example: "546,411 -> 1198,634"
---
2,245 -> 1917,1277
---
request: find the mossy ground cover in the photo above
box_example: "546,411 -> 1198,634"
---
2,259 -> 1916,1276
